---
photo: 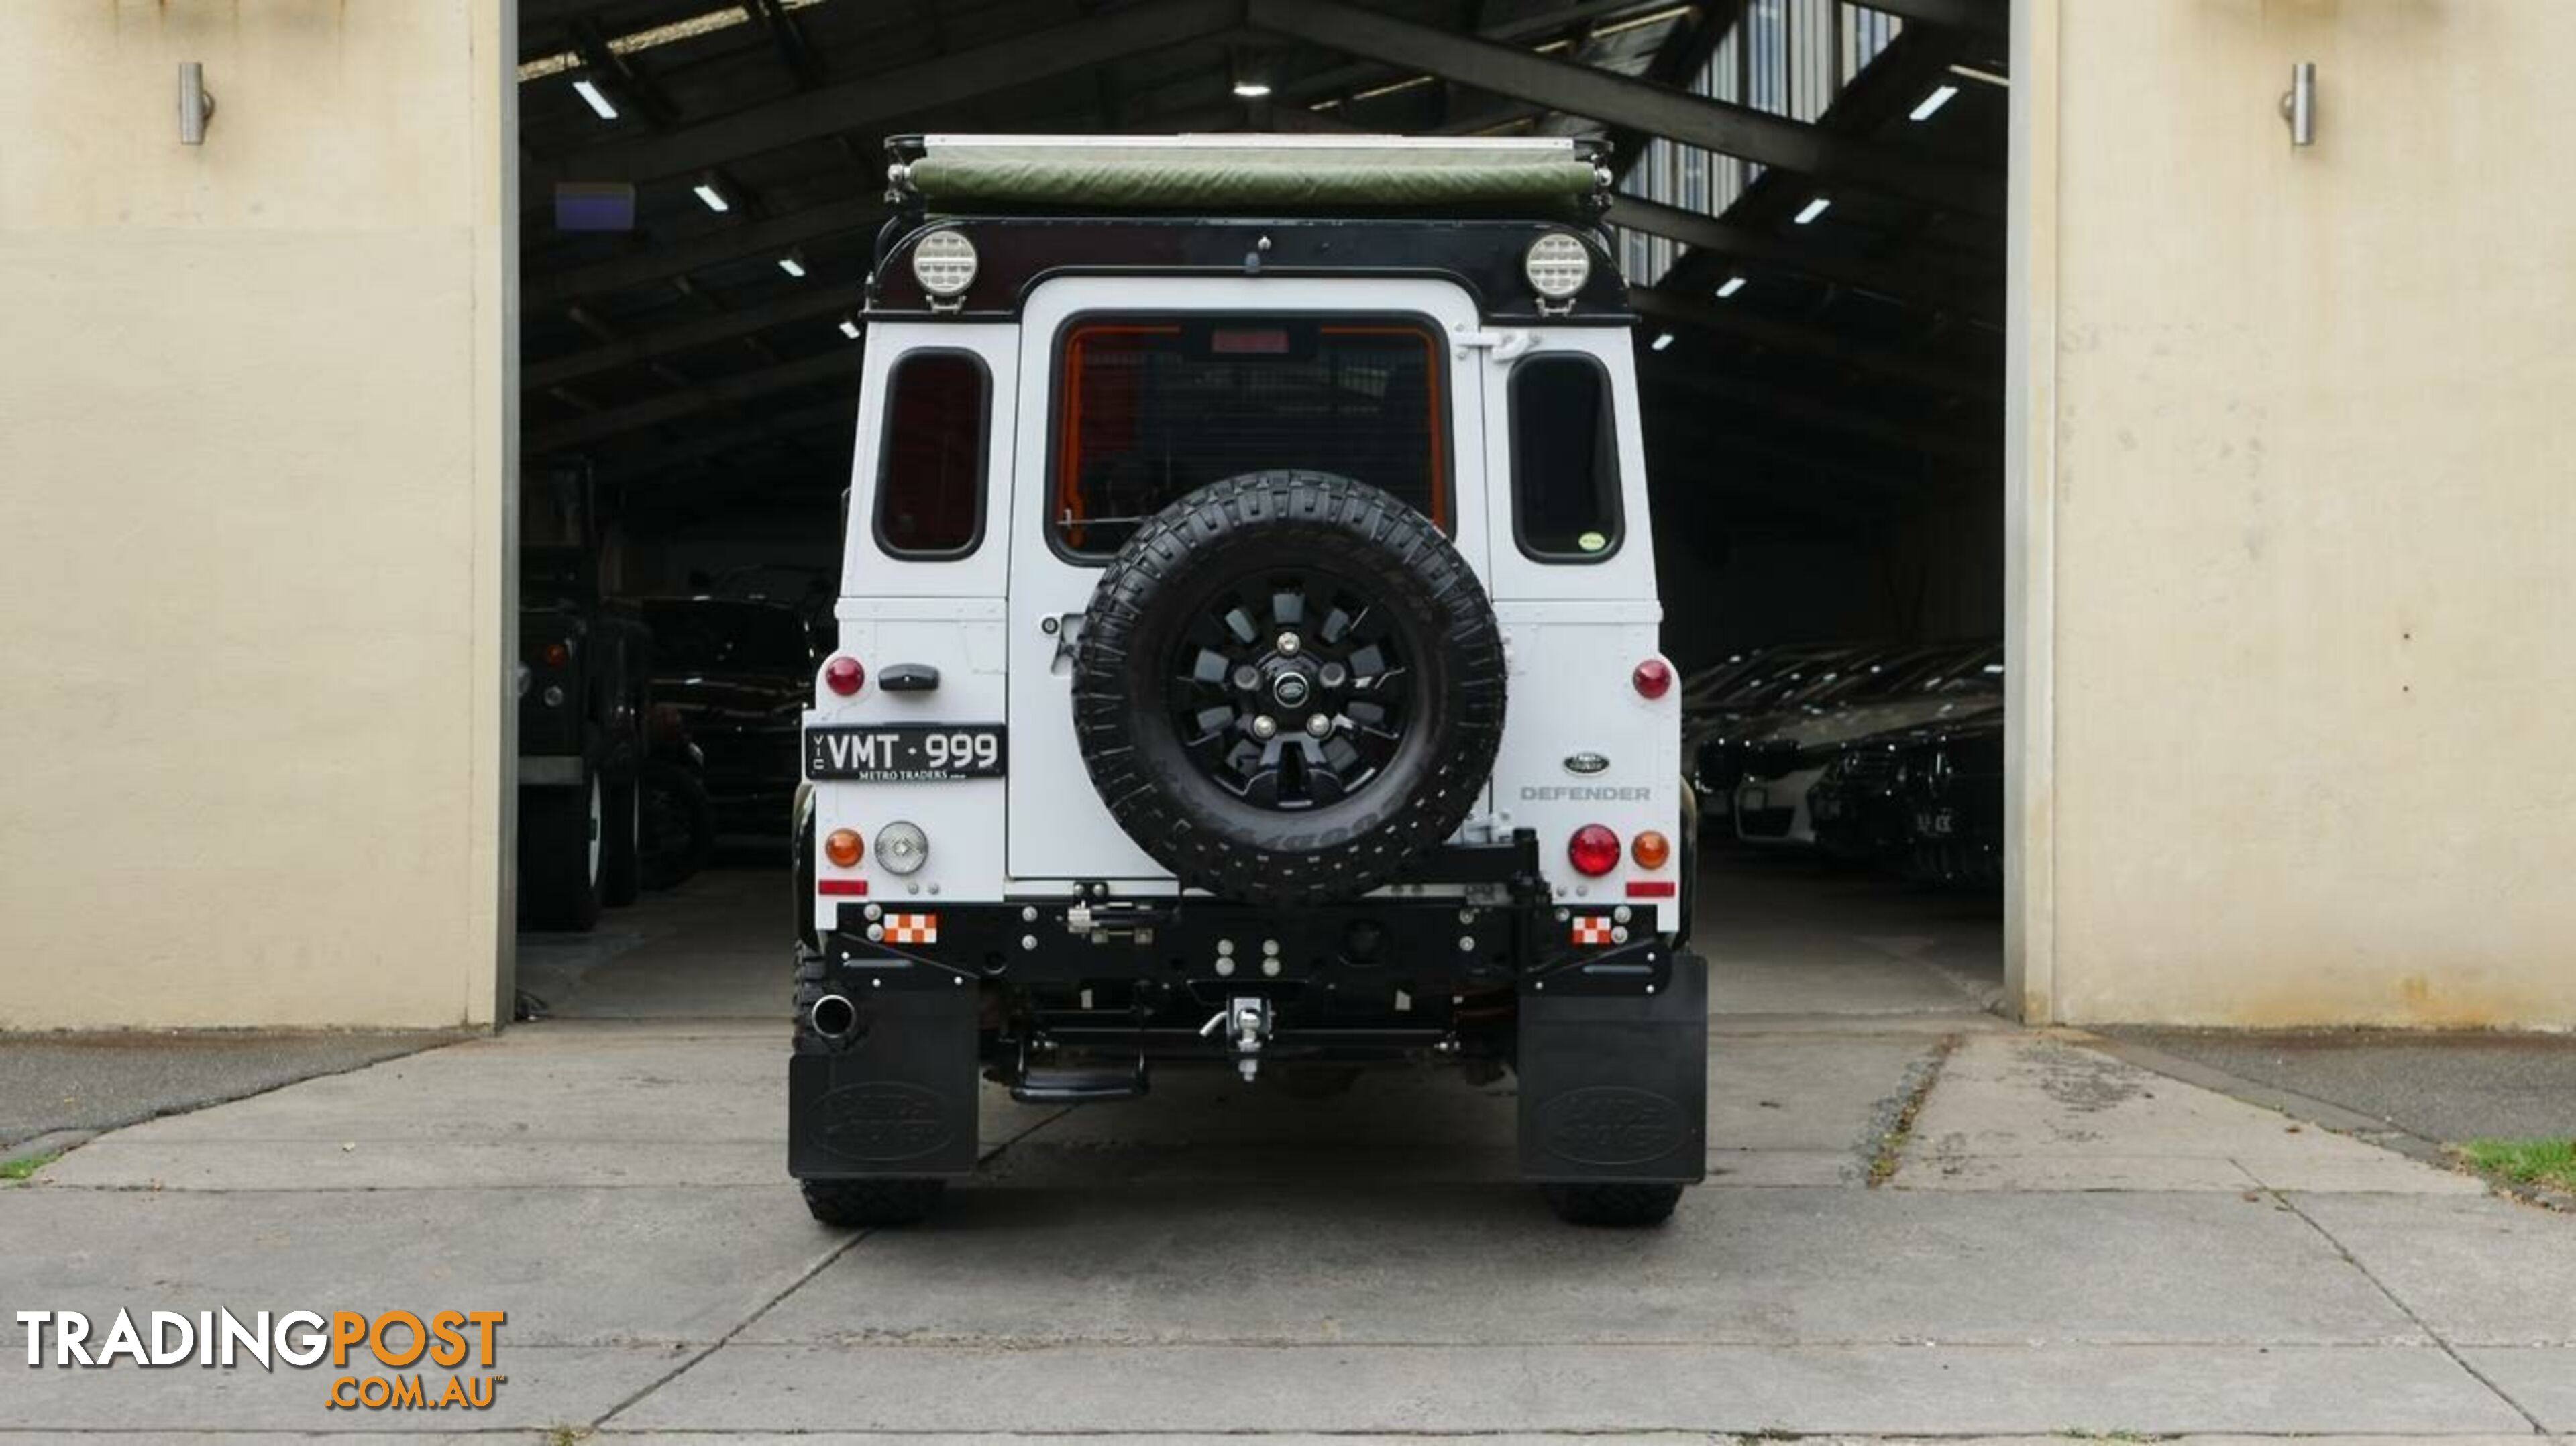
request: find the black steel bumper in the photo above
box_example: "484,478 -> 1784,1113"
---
790,834 -> 1707,1187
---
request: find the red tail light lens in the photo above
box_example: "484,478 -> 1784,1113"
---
823,655 -> 865,696
1632,657 -> 1672,699
1568,824 -> 1621,877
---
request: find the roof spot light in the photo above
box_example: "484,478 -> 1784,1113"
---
1232,80 -> 1273,98
910,229 -> 979,298
1524,233 -> 1591,302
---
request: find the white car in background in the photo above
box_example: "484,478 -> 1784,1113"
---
1734,645 -> 2002,847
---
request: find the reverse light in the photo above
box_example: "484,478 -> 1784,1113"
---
1633,830 -> 1672,870
1632,657 -> 1673,699
1524,233 -> 1592,300
823,655 -> 865,696
824,828 -> 864,869
875,820 -> 928,875
910,229 -> 979,298
1568,824 -> 1621,877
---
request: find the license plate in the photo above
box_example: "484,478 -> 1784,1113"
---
805,724 -> 1006,781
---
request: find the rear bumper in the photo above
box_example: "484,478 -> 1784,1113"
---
790,832 -> 1707,1186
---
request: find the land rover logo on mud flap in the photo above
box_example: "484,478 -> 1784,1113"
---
1563,752 -> 1610,775
1535,1085 -> 1688,1167
812,1081 -> 956,1164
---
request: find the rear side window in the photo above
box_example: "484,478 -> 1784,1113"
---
1052,315 -> 1449,557
1510,355 -> 1621,561
875,351 -> 988,558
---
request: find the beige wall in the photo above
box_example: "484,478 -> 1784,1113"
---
2010,0 -> 2576,1025
0,2 -> 513,1027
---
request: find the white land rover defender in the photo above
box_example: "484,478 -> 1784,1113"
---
790,135 -> 1704,1227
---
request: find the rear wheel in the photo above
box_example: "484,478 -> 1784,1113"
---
600,771 -> 641,907
519,769 -> 604,932
1542,1182 -> 1684,1227
639,760 -> 715,891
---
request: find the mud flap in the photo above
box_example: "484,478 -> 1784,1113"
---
789,983 -> 981,1180
1517,949 -> 1707,1184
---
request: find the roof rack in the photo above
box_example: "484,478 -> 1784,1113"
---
885,133 -> 1610,217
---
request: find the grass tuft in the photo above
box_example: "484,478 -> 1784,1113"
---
1,1150 -> 62,1184
2456,1138 -> 2576,1192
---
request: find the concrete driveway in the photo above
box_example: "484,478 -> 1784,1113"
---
5,863 -> 2569,1443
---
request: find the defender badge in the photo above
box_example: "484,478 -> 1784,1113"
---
1563,752 -> 1610,775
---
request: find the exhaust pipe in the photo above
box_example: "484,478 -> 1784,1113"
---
808,993 -> 858,1042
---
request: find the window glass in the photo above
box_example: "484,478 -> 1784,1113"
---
1053,316 -> 1448,557
875,351 -> 987,557
1510,355 -> 1621,560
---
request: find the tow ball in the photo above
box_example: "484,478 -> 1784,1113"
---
1199,996 -> 1275,1082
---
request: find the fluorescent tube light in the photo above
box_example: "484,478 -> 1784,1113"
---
777,256 -> 807,278
837,319 -> 861,340
692,181 -> 729,213
1715,276 -> 1747,299
1650,331 -> 1675,351
1793,197 -> 1831,225
1909,84 -> 1958,121
571,78 -> 619,120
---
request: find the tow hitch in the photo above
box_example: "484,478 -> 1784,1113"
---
1201,995 -> 1275,1082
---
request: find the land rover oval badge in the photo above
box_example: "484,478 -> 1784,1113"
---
1563,752 -> 1610,775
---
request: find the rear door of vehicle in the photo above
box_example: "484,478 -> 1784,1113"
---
1004,276 -> 1493,887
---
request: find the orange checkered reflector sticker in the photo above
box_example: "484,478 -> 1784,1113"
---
882,913 -> 939,945
1570,916 -> 1614,946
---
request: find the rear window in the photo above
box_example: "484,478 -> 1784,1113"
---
875,350 -> 988,558
1051,315 -> 1449,557
1509,354 -> 1621,561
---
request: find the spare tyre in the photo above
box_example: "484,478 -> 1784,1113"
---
1072,471 -> 1505,906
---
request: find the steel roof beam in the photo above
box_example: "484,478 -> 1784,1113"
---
1607,194 -> 1995,323
1627,286 -> 1994,400
525,197 -> 885,308
1246,0 -> 2001,217
527,349 -> 858,454
525,0 -> 1247,192
1642,369 -> 1994,467
524,285 -> 864,390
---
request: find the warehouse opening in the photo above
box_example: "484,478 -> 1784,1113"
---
508,0 -> 2010,1022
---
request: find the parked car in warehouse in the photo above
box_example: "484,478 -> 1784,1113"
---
790,133 -> 1703,1230
518,465 -> 649,932
1734,644 -> 2002,847
643,597 -> 819,843
1685,641 -> 1876,829
1899,711 -> 2006,887
1806,704 -> 2001,867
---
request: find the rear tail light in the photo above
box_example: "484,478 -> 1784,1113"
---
1632,830 -> 1671,870
823,828 -> 864,868
1632,657 -> 1672,699
1568,824 -> 1621,877
824,655 -> 865,696
541,642 -> 571,668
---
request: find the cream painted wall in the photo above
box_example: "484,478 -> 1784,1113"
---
2012,0 -> 2576,1025
0,2 -> 514,1027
